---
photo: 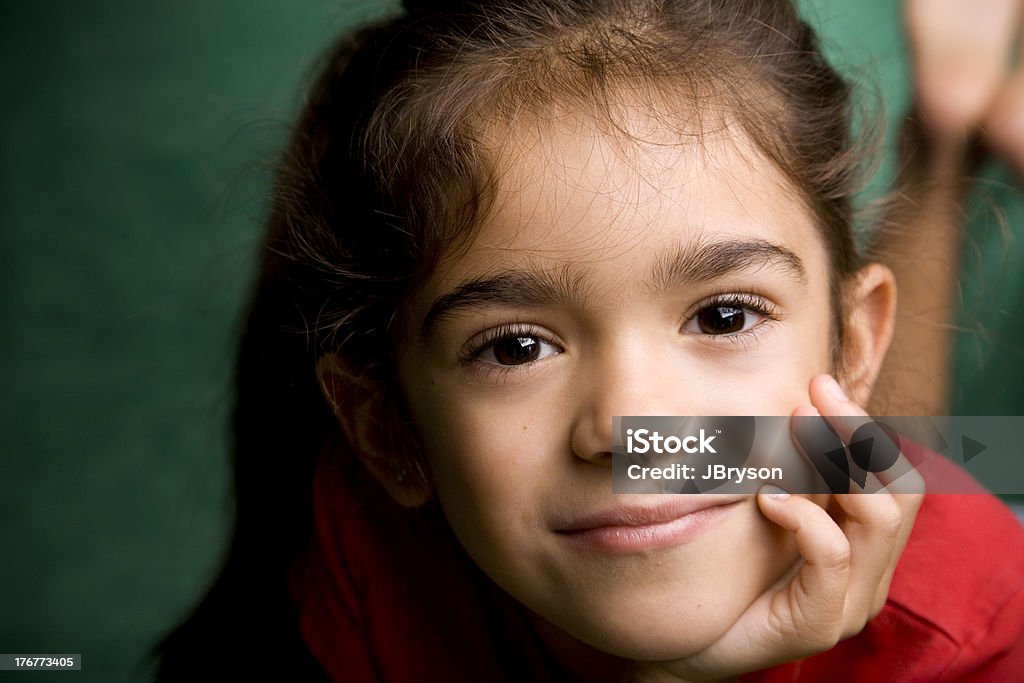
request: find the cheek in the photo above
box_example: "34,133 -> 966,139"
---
408,380 -> 564,538
685,347 -> 829,415
678,314 -> 835,417
753,306 -> 835,411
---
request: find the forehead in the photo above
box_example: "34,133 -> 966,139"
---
413,110 -> 826,317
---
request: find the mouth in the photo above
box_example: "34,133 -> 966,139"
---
554,496 -> 746,554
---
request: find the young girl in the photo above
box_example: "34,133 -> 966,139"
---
155,0 -> 1024,680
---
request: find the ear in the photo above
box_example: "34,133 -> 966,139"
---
315,353 -> 433,507
839,263 -> 898,407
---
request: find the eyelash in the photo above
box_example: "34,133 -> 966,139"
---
682,292 -> 781,345
460,292 -> 781,376
459,322 -> 561,381
460,322 -> 558,361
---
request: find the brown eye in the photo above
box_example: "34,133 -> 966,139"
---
682,297 -> 771,337
696,305 -> 745,334
477,333 -> 561,367
493,336 -> 540,365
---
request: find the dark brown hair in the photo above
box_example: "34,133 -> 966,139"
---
154,0 -> 865,678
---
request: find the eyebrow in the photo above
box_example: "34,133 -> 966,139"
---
420,238 -> 807,338
648,238 -> 807,293
421,266 -> 589,337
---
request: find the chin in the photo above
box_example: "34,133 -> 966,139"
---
532,511 -> 800,661
599,622 -> 735,663
543,592 -> 742,661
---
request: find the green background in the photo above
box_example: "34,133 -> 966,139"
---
2,2 -> 1021,681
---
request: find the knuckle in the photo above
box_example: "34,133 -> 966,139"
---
789,615 -> 842,653
877,503 -> 903,540
815,622 -> 844,650
820,537 -> 852,570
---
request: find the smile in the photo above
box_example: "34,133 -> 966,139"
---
554,496 -> 745,555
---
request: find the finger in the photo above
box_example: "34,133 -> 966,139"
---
807,375 -> 925,495
905,0 -> 1020,135
828,492 -> 906,635
676,490 -> 851,678
807,374 -> 869,439
985,69 -> 1024,178
755,490 -> 850,647
803,376 -> 925,624
866,490 -> 925,614
790,376 -> 874,495
984,0 -> 1024,174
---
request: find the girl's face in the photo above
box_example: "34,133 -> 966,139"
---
395,113 -> 835,660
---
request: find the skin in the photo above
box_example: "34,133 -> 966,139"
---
872,0 -> 1024,415
320,110 -> 922,681
906,0 -> 1024,161
312,2 -> 1024,674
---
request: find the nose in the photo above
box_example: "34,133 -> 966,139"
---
569,340 -> 684,464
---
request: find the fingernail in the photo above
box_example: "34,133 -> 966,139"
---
824,375 -> 849,403
760,485 -> 790,499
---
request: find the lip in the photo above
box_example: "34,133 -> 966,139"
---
554,496 -> 745,554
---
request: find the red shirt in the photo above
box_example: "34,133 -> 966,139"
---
290,450 -> 1024,681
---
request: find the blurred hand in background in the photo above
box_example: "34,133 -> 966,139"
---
906,0 -> 1024,174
